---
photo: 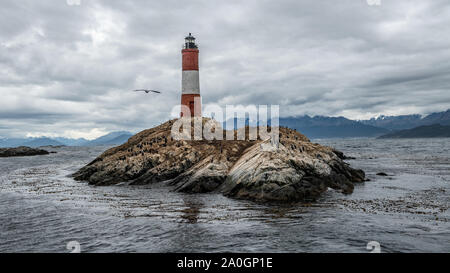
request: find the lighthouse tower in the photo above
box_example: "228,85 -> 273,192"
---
181,33 -> 202,117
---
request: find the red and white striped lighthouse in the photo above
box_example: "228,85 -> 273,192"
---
181,33 -> 202,118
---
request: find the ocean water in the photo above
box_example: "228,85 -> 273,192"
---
0,138 -> 449,253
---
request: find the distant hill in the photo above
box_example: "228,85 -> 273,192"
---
0,131 -> 133,148
0,138 -> 29,148
95,133 -> 133,146
360,114 -> 423,130
378,124 -> 450,139
421,110 -> 450,126
53,137 -> 90,146
22,138 -> 65,148
361,109 -> 450,130
278,116 -> 389,139
87,131 -> 133,146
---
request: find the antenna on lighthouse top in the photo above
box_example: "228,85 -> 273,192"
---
184,33 -> 197,49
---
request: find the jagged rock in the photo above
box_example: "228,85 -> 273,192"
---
73,119 -> 365,203
332,149 -> 356,160
0,146 -> 50,157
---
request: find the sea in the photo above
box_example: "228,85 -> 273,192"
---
0,138 -> 449,253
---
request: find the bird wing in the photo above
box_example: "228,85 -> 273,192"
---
133,89 -> 161,94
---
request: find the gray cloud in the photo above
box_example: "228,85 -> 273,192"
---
1,0 -> 450,138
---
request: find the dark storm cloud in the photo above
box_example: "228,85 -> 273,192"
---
1,0 -> 450,138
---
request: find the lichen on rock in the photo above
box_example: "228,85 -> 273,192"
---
73,119 -> 365,203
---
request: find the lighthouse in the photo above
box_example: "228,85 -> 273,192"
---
181,33 -> 202,118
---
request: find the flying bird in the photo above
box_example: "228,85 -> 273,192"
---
133,89 -> 161,94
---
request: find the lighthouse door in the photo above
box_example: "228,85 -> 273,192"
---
189,101 -> 195,117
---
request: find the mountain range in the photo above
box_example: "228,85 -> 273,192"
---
359,109 -> 450,130
378,124 -> 450,139
224,109 -> 450,139
277,116 -> 390,138
0,131 -> 134,148
1,110 -> 449,146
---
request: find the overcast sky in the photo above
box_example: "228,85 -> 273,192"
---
1,0 -> 450,139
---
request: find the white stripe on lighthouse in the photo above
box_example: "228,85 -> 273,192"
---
182,70 -> 200,94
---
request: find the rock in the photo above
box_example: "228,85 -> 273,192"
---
73,119 -> 365,203
219,141 -> 365,202
376,172 -> 389,176
332,149 -> 356,160
0,146 -> 50,157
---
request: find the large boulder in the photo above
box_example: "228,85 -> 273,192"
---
219,139 -> 364,202
73,119 -> 365,203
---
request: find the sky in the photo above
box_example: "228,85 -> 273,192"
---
1,0 -> 450,139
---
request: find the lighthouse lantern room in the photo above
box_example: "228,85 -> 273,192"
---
181,33 -> 202,117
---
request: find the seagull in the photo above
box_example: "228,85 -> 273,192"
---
133,89 -> 161,94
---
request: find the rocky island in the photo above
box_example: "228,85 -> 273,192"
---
73,119 -> 365,203
0,146 -> 50,158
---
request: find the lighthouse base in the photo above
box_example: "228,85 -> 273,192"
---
181,94 -> 202,117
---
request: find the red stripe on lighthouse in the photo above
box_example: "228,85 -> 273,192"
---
182,49 -> 199,71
